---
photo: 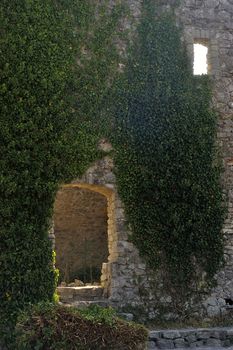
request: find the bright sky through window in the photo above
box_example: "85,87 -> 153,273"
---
193,43 -> 208,75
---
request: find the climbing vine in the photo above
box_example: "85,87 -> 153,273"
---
112,0 -> 225,297
0,0 -> 123,346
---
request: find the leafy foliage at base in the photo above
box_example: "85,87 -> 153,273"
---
112,0 -> 225,297
15,303 -> 148,350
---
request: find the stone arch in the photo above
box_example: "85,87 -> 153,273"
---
58,182 -> 116,294
51,155 -> 132,301
54,186 -> 108,284
67,156 -> 119,295
52,154 -> 147,306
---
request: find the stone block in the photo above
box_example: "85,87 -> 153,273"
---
189,340 -> 204,347
207,305 -> 220,317
156,339 -> 175,349
185,333 -> 197,343
147,341 -> 156,349
206,297 -> 218,306
163,331 -> 181,339
226,328 -> 233,336
149,331 -> 162,340
57,287 -> 74,301
211,329 -> 227,340
196,330 -> 211,339
205,338 -> 222,347
174,338 -> 188,348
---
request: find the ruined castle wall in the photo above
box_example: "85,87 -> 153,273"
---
105,0 -> 233,318
177,0 -> 233,317
53,0 -> 233,319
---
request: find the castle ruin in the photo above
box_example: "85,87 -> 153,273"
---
53,0 -> 233,320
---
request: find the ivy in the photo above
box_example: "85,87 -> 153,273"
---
0,0 -> 123,346
111,0 -> 225,300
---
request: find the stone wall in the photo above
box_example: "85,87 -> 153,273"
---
54,187 -> 108,284
148,327 -> 233,349
177,0 -> 233,318
53,0 -> 233,320
106,0 -> 233,319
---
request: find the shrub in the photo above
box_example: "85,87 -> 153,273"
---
0,0 -> 123,344
15,303 -> 148,350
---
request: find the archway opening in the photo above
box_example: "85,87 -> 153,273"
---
53,186 -> 109,286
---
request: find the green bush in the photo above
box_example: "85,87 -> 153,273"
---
0,1 -> 71,341
15,303 -> 148,350
0,0 -> 123,345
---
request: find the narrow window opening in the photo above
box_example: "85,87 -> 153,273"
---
193,42 -> 208,75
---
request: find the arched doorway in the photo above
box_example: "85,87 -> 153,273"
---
52,173 -> 118,303
54,186 -> 109,285
51,155 -> 136,306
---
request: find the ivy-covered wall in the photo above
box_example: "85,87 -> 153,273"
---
75,0 -> 233,321
176,0 -> 233,318
107,0 -> 233,320
0,2 -> 233,345
113,0 -> 225,299
0,0 -> 123,346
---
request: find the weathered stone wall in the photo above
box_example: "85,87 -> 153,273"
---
54,187 -> 108,283
177,0 -> 233,318
106,0 -> 233,319
54,0 -> 233,320
148,326 -> 233,349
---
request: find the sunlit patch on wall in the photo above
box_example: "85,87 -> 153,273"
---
193,43 -> 208,75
